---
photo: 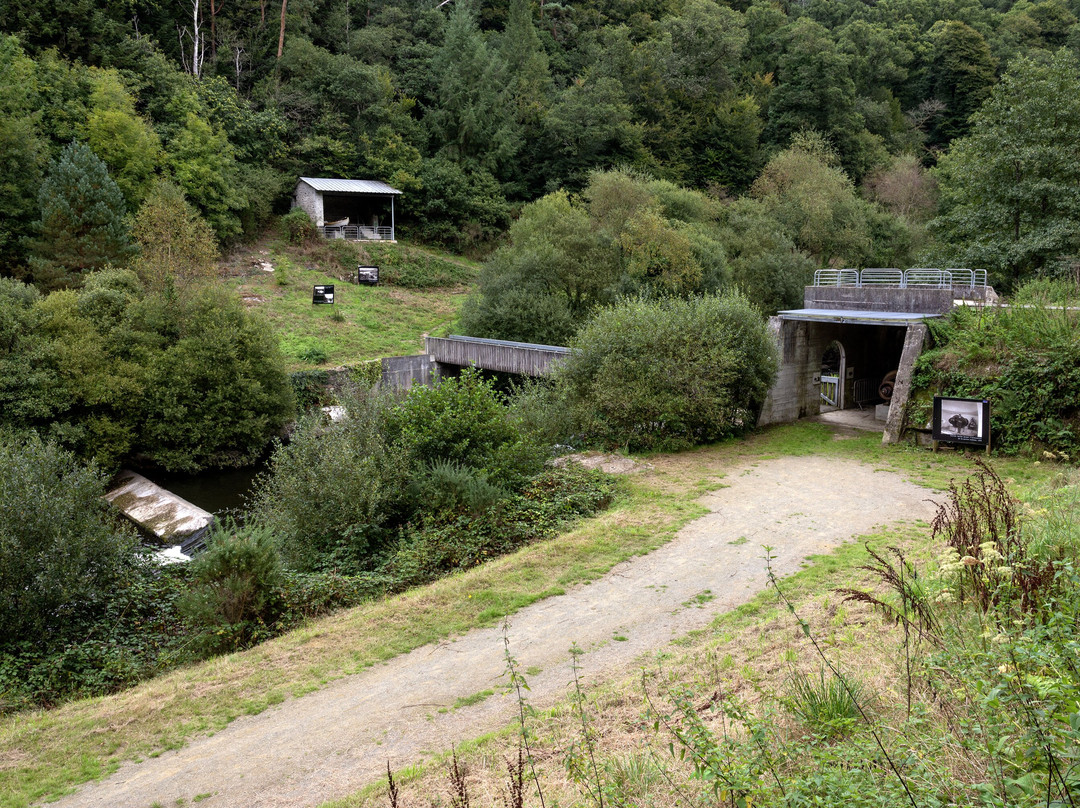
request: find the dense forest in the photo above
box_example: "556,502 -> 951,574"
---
3,0 -> 1080,298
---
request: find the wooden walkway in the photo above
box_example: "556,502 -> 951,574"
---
425,335 -> 569,376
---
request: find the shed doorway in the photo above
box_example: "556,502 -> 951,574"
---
820,341 -> 845,411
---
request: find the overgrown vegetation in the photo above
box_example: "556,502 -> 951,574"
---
0,369 -> 614,712
911,280 -> 1080,456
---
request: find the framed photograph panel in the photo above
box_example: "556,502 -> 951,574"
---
932,396 -> 990,447
313,284 -> 335,304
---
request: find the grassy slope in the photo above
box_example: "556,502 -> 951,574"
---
0,425 -> 1057,807
222,237 -> 480,370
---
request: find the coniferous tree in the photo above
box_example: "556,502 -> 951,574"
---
25,140 -> 133,290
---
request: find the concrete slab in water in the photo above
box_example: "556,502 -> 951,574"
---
104,470 -> 214,543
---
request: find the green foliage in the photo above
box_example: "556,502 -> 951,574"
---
386,368 -> 546,490
407,156 -> 511,250
0,35 -> 45,274
84,68 -> 162,210
785,668 -> 867,737
0,434 -> 138,646
361,243 -> 477,289
25,140 -> 133,290
178,521 -> 285,654
751,132 -> 878,268
929,50 -> 1080,291
0,561 -> 192,712
166,112 -> 245,242
386,465 -> 615,589
558,292 -> 779,451
134,286 -> 296,472
131,180 -> 219,293
913,302 -> 1080,455
428,2 -> 520,176
0,274 -> 294,471
463,170 -> 740,343
278,208 -> 320,245
252,393 -> 412,573
722,198 -> 815,315
289,369 -> 332,411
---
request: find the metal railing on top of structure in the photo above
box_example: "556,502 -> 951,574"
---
322,225 -> 394,241
812,268 -> 987,289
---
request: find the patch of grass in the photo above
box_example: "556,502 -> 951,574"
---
453,689 -> 495,709
227,239 -> 475,370
784,667 -> 868,737
728,536 -> 749,545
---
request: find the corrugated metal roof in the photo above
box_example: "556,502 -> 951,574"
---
298,177 -> 402,195
778,309 -> 942,326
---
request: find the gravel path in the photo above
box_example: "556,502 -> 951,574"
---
53,455 -> 936,808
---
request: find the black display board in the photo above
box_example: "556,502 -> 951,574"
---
312,285 -> 335,304
932,396 -> 990,448
357,265 -> 380,285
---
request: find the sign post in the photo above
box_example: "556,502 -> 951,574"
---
312,284 -> 335,304
357,265 -> 379,286
931,396 -> 991,454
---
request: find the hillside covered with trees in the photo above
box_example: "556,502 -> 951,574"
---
3,0 -> 1080,296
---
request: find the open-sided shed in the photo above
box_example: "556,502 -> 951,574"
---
293,177 -> 402,241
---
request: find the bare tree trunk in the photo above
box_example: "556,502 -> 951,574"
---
277,0 -> 287,59
234,43 -> 244,90
190,0 -> 204,78
210,0 -> 223,60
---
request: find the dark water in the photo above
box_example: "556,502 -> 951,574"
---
149,462 -> 268,518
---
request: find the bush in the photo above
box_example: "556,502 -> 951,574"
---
278,208 -> 320,245
557,293 -> 779,451
251,391 -> 412,573
0,434 -> 139,646
178,521 -> 285,654
386,465 -> 615,588
386,368 -> 547,490
912,303 -> 1080,454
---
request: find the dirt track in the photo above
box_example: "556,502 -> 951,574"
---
52,454 -> 936,808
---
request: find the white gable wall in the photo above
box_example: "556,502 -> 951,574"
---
293,180 -> 325,227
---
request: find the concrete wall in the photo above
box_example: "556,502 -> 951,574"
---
804,287 -> 956,314
293,181 -> 324,227
380,354 -> 437,392
758,319 -> 910,426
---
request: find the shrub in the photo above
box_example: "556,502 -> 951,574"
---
0,434 -> 139,646
278,208 -> 320,245
251,391 -> 412,573
178,520 -> 284,654
386,368 -> 547,490
557,293 -> 779,451
290,369 -> 332,411
912,302 -> 1080,455
386,465 -> 615,588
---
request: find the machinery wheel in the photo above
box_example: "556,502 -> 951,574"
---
879,370 -> 897,401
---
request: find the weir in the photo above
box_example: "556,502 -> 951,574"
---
104,470 -> 214,559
